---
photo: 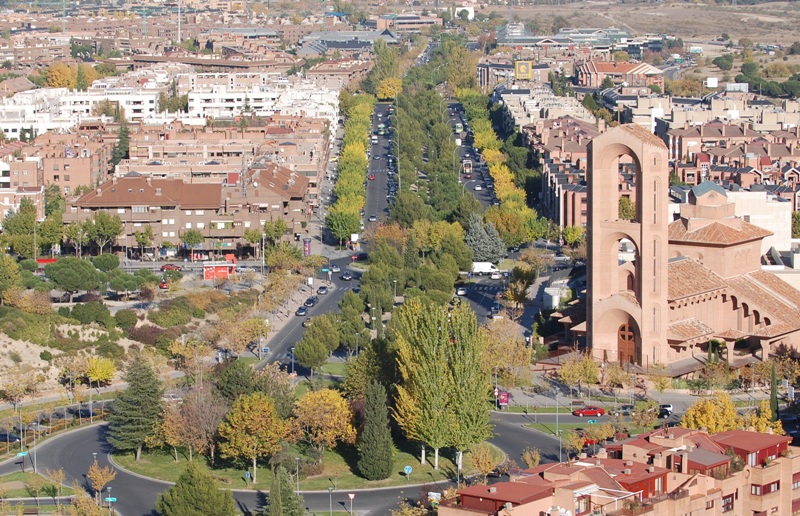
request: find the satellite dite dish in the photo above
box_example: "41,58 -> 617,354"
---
253,182 -> 258,187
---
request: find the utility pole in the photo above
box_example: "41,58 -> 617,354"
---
62,0 -> 66,34
178,0 -> 182,45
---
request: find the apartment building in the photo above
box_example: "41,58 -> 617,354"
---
499,83 -> 595,134
64,169 -> 309,254
442,428 -> 800,516
575,59 -> 665,91
0,181 -> 45,228
365,14 -> 442,32
22,133 -> 115,195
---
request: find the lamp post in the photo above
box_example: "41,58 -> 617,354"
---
290,347 -> 295,375
92,452 -> 97,464
393,279 -> 397,300
328,486 -> 334,516
462,180 -> 476,194
107,486 -> 112,516
295,457 -> 300,495
556,392 -> 561,462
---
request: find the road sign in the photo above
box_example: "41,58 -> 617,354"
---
493,388 -> 499,397
16,451 -> 27,457
348,493 -> 355,500
321,268 -> 329,272
404,465 -> 412,475
587,419 -> 598,425
262,347 -> 270,353
104,497 -> 117,502
246,471 -> 251,479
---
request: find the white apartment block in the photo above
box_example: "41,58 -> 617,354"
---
500,82 -> 595,133
181,73 -> 343,125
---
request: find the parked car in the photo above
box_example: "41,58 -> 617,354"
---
490,272 -> 502,280
456,287 -> 468,296
295,306 -> 308,317
302,318 -> 313,328
341,272 -> 353,281
0,432 -> 21,443
658,408 -> 672,419
614,404 -> 635,416
659,404 -> 674,415
351,252 -> 369,262
68,408 -> 97,418
159,280 -> 169,289
572,406 -> 606,417
162,393 -> 183,403
367,174 -> 376,180
317,286 -> 329,295
368,214 -> 378,222
160,264 -> 182,272
304,296 -> 319,307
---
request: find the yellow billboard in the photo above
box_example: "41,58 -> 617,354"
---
515,61 -> 532,80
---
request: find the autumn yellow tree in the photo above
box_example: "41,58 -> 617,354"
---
681,392 -> 743,433
480,318 -> 532,387
86,356 -> 116,386
45,62 -> 77,89
293,389 -> 356,461
469,443 -> 498,483
743,400 -> 785,435
218,392 -> 291,484
86,463 -> 116,505
377,77 -> 403,101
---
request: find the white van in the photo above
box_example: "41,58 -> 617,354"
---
471,262 -> 500,275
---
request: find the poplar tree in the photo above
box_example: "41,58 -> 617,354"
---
770,363 -> 779,421
107,354 -> 164,461
357,382 -> 393,480
266,466 -> 304,516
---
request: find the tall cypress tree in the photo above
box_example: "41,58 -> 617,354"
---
266,466 -> 304,516
267,469 -> 283,516
357,382 -> 394,480
770,362 -> 779,422
107,354 -> 163,461
156,461 -> 237,516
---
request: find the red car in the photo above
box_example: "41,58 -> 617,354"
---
160,264 -> 182,272
572,406 -> 606,417
159,280 -> 169,289
367,174 -> 376,180
351,252 -> 369,262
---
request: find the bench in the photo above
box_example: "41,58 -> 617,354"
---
22,509 -> 39,515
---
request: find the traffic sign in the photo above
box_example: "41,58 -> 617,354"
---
104,497 -> 117,503
587,419 -> 598,425
322,268 -> 329,272
493,388 -> 499,397
404,465 -> 412,475
348,493 -> 355,500
262,347 -> 270,353
16,451 -> 27,457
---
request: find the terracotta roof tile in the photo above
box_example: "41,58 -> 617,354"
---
667,257 -> 727,300
74,175 -> 221,209
667,318 -> 715,341
711,430 -> 791,452
668,218 -> 772,246
620,123 -> 667,149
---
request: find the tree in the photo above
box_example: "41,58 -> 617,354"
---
92,253 -> 119,273
377,77 -> 403,100
86,356 -> 116,386
44,257 -> 101,301
107,354 -> 164,461
293,389 -> 356,459
357,382 -> 394,480
134,224 -> 154,260
180,387 -> 229,465
743,399 -> 785,435
521,447 -> 541,468
0,253 -> 21,304
156,461 -> 237,516
111,122 -> 129,166
45,468 -> 66,497
770,362 -> 779,421
739,38 -> 754,50
631,400 -> 658,429
85,211 -> 123,254
265,466 -> 304,516
217,392 -> 291,484
464,213 -> 506,263
180,229 -> 204,258
741,61 -> 759,77
562,226 -> 585,248
558,353 -> 599,397
86,463 -> 116,504
294,334 -> 328,376
600,76 -> 615,90
561,430 -> 586,459
681,392 -> 742,433
647,364 -> 671,404
618,196 -> 636,221
263,219 -> 289,245
480,318 -> 532,387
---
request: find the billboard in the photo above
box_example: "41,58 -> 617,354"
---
514,61 -> 533,81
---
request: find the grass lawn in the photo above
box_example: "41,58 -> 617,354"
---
318,362 -> 348,377
0,471 -> 75,498
525,421 -> 651,437
114,441 -> 503,491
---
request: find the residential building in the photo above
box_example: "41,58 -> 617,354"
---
499,83 -> 595,133
365,14 -> 442,32
575,59 -> 664,91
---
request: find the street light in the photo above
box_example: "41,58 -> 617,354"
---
290,347 -> 295,375
107,486 -> 113,516
92,452 -> 97,464
462,180 -> 476,194
556,392 -> 561,462
393,279 -> 397,299
328,486 -> 334,516
295,457 -> 300,495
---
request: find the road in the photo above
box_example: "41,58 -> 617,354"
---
0,412 -> 564,515
366,103 -> 393,225
444,101 -> 495,209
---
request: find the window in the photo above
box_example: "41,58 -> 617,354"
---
132,206 -> 148,213
654,477 -> 663,494
53,175 -> 59,182
575,496 -> 589,514
765,481 -> 779,493
706,500 -> 714,509
185,210 -> 192,216
748,453 -> 758,467
195,210 -> 204,215
64,165 -> 69,171
53,164 -> 59,171
722,494 -> 734,513
64,175 -> 70,181
752,485 -> 762,496
196,222 -> 205,229
185,223 -> 192,229
792,478 -> 800,490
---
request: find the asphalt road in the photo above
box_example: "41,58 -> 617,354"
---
0,412 -> 565,515
366,103 -> 393,225
446,101 -> 495,209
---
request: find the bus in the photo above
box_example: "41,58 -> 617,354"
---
377,123 -> 386,135
454,122 -> 463,134
463,160 -> 473,175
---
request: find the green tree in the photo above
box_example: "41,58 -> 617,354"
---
770,362 -> 779,422
357,382 -> 394,480
741,61 -> 759,77
44,257 -> 102,302
265,466 -> 304,516
180,229 -> 204,257
107,354 -> 164,461
44,184 -> 65,216
562,226 -> 585,248
156,461 -> 237,516
325,209 -> 361,246
217,392 -> 291,484
618,196 -> 636,221
92,253 -> 119,272
464,213 -> 506,263
263,219 -> 289,245
112,121 -> 130,166
214,359 -> 256,402
85,211 -> 123,254
134,224 -> 154,259
75,64 -> 88,91
0,253 -> 22,304
600,76 -> 615,90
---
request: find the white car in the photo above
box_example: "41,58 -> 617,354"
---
331,264 -> 341,273
456,287 -> 468,296
474,184 -> 482,191
490,272 -> 502,280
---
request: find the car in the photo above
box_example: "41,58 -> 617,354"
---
317,285 -> 329,295
368,214 -> 377,222
160,264 -> 182,272
490,272 -> 502,280
304,296 -> 318,307
659,404 -> 674,415
360,209 -> 366,217
295,306 -> 308,317
367,174 -> 376,180
351,286 -> 361,294
159,280 -> 169,289
456,287 -> 468,296
162,393 -> 183,403
474,184 -> 482,191
351,252 -> 369,262
302,318 -> 313,328
0,432 -> 21,443
572,406 -> 606,417
463,173 -> 472,179
373,155 -> 380,160
614,404 -> 635,416
331,264 -> 341,273
68,408 -> 97,418
342,271 -> 353,281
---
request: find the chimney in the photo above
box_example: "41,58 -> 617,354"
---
648,466 -> 655,473
488,487 -> 497,493
680,453 -> 689,474
156,188 -> 162,196
625,461 -> 633,467
112,176 -> 117,184
146,177 -> 152,185
623,469 -> 631,475
96,187 -> 101,196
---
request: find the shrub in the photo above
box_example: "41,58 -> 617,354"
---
155,327 -> 181,353
114,309 -> 138,332
70,301 -> 114,329
95,337 -> 125,359
57,306 -> 71,318
18,259 -> 37,272
185,290 -> 227,311
128,324 -> 165,346
39,350 -> 53,362
148,308 -> 191,328
192,308 -> 205,319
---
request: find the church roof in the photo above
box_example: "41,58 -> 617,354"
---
668,218 -> 773,246
667,257 -> 727,300
667,318 -> 715,342
691,181 -> 727,198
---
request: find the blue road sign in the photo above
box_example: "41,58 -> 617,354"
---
404,465 -> 412,475
246,471 -> 251,479
104,497 -> 117,502
262,347 -> 270,353
16,451 -> 27,457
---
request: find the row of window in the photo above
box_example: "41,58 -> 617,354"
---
751,481 -> 780,496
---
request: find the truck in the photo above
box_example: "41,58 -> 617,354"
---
471,262 -> 500,276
